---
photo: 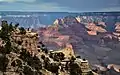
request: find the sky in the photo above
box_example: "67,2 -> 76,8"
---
0,0 -> 120,12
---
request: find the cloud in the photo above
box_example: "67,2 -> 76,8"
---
0,0 -> 14,2
0,0 -> 120,12
0,0 -> 36,3
100,7 -> 120,12
0,2 -> 71,12
35,0 -> 120,12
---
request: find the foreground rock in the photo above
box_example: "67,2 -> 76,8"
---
0,20 -> 97,75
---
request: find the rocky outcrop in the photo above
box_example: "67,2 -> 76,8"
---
87,31 -> 97,35
0,20 -> 96,75
76,16 -> 81,23
107,64 -> 120,72
115,22 -> 120,32
11,28 -> 39,56
57,43 -> 75,58
53,19 -> 64,25
86,23 -> 107,35
63,16 -> 79,25
98,22 -> 106,28
112,22 -> 120,41
53,16 -> 80,27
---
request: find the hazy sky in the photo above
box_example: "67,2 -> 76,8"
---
0,0 -> 120,12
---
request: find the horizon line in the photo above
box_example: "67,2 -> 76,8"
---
0,10 -> 120,13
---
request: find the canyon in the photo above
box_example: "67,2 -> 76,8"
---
37,15 -> 120,74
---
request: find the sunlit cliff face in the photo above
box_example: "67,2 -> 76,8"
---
115,22 -> 120,32
86,23 -> 107,33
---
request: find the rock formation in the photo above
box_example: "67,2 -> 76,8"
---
40,16 -> 120,75
0,20 -> 96,75
86,22 -> 107,35
75,16 -> 81,23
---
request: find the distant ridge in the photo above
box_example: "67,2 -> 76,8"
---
0,11 -> 120,28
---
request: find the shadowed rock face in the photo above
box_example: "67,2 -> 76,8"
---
60,18 -> 120,65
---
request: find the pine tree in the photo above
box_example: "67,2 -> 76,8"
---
0,20 -> 14,54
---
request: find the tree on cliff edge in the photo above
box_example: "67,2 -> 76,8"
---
0,21 -> 14,54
